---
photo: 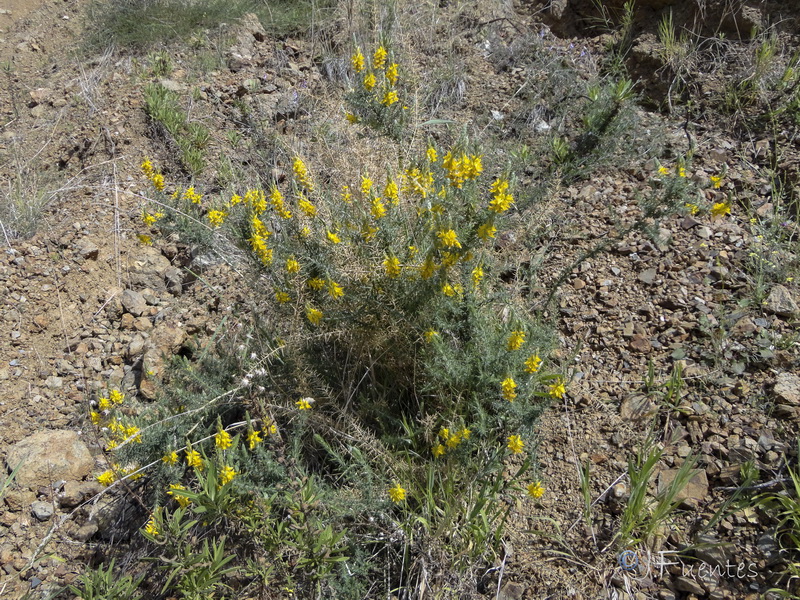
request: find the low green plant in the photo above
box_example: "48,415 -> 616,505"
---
615,437 -> 698,550
68,559 -> 144,600
143,83 -> 209,175
754,445 -> 800,598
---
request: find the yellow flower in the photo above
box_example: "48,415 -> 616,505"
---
306,307 -> 323,325
678,166 -> 686,178
490,178 -> 509,195
438,427 -> 450,440
477,222 -> 497,240
298,194 -> 317,218
296,397 -> 313,410
361,175 -> 373,196
711,201 -> 731,217
524,355 -> 542,373
244,189 -> 266,213
300,226 -> 311,238
426,146 -> 438,162
219,465 -> 237,486
151,173 -> 165,191
183,186 -> 202,204
125,425 -> 142,443
229,194 -> 242,206
657,165 -> 670,176
685,203 -> 700,215
386,63 -> 399,85
142,210 -> 157,226
293,157 -> 313,192
162,451 -> 179,465
363,72 -> 376,91
351,49 -> 365,72
247,429 -> 262,450
186,449 -> 204,470
432,444 -> 446,457
105,440 -> 118,451
507,435 -> 525,454
381,90 -> 399,106
442,282 -> 460,297
463,154 -> 483,179
275,291 -> 290,303
110,390 -> 124,404
98,397 -> 111,411
371,198 -> 386,219
341,186 -> 353,203
488,192 -> 513,213
440,252 -> 459,268
286,257 -> 300,273
264,420 -> 278,435
144,515 -> 159,537
384,179 -> 399,203
137,234 -> 153,246
373,46 -> 388,69
327,279 -> 344,299
549,379 -> 566,399
327,230 -> 341,244
383,255 -> 401,277
141,158 -> 154,177
446,433 -> 462,448
460,428 -> 471,440
501,377 -> 517,402
361,223 -> 379,241
507,331 -> 526,351
423,329 -> 438,343
345,112 -> 359,123
215,429 -> 232,450
307,278 -> 325,290
472,265 -> 484,287
168,484 -> 191,508
207,210 -> 226,227
97,470 -> 115,487
710,175 -> 722,188
90,411 -> 101,425
527,480 -> 545,499
388,482 -> 406,503
437,229 -> 461,249
420,256 -> 437,279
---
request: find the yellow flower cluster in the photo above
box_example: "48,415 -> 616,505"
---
168,483 -> 191,508
383,255 -> 401,277
250,213 -> 273,265
293,156 -> 313,192
402,168 -> 435,198
442,151 -> 483,188
350,44 -> 402,120
141,208 -> 164,227
524,354 -> 542,373
270,187 -> 292,219
215,428 -> 232,450
141,158 -> 164,191
488,178 -> 513,213
207,210 -> 227,227
527,480 -> 545,499
388,482 -> 406,503
501,377 -> 517,401
507,331 -> 526,351
711,201 -> 731,217
507,434 -> 525,454
432,426 -> 472,457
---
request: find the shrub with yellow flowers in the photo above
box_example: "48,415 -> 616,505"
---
346,44 -> 407,138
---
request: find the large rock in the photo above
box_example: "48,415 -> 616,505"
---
5,430 -> 94,489
765,285 -> 798,318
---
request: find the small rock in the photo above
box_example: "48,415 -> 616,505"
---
121,289 -> 147,316
658,468 -> 708,508
694,534 -> 729,566
76,239 -> 99,260
163,266 -> 183,294
730,316 -> 757,337
638,268 -> 657,284
764,285 -> 798,317
774,373 -> 800,406
31,501 -> 54,521
4,489 -> 36,512
133,317 -> 153,332
498,582 -> 526,600
572,278 -> 586,290
620,394 -> 658,422
630,334 -> 652,353
674,576 -> 705,595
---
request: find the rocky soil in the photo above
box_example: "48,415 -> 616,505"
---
1,0 -> 799,599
